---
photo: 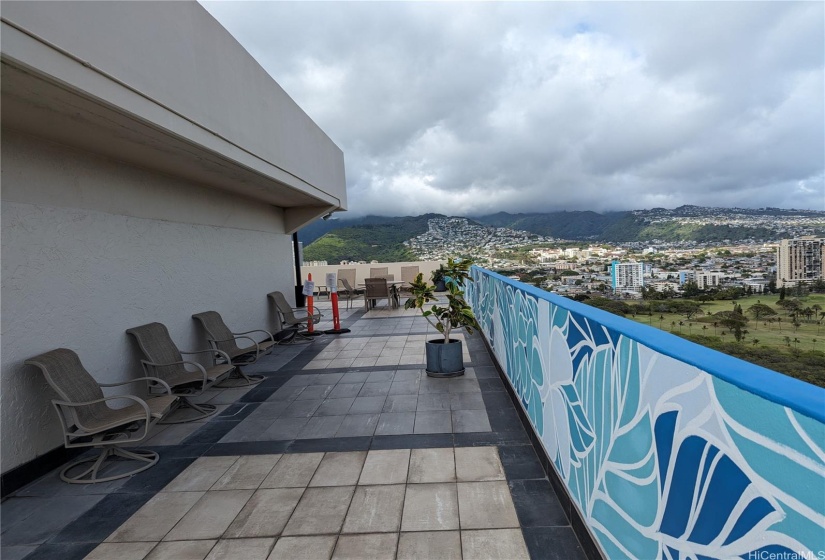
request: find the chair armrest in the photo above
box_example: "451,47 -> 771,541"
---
233,329 -> 275,342
180,348 -> 234,366
234,335 -> 263,356
99,376 -> 173,395
180,349 -> 222,357
290,307 -> 322,320
192,345 -> 234,366
208,336 -> 236,344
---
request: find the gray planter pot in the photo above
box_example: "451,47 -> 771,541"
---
433,280 -> 447,292
425,339 -> 465,377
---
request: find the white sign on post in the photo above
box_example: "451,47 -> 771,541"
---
302,281 -> 315,297
326,273 -> 337,293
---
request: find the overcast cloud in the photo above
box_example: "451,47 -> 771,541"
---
201,1 -> 824,216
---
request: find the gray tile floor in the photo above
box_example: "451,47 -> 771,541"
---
219,367 -> 491,443
90,448 -> 530,560
1,301 -> 587,560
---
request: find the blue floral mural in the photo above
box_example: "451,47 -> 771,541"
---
468,268 -> 825,560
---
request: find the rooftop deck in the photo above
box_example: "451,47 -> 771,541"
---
1,299 -> 586,560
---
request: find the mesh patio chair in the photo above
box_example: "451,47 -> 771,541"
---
338,268 -> 357,288
267,291 -> 322,336
400,266 -> 420,293
24,348 -> 178,484
126,322 -> 235,422
364,278 -> 392,310
191,311 -> 274,386
369,267 -> 389,278
337,278 -> 363,310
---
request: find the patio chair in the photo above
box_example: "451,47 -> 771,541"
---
267,291 -> 322,334
338,268 -> 357,288
337,278 -> 363,310
400,266 -> 420,293
191,311 -> 274,386
369,267 -> 389,278
365,278 -> 392,310
24,348 -> 177,484
126,322 -> 234,422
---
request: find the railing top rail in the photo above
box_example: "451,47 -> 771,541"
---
471,266 -> 825,423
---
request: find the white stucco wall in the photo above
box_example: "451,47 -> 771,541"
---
1,131 -> 296,473
303,262 -> 444,288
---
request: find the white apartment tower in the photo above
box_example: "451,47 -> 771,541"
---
611,261 -> 645,293
776,237 -> 825,288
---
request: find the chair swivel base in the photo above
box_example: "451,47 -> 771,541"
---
298,330 -> 324,337
160,398 -> 218,424
61,446 -> 158,484
214,367 -> 264,388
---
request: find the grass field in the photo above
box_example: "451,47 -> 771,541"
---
631,294 -> 825,352
618,293 -> 825,387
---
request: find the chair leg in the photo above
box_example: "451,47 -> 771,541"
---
60,446 -> 159,484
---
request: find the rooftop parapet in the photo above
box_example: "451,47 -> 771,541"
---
468,266 -> 825,560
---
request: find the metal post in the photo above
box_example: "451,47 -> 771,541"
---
293,232 -> 305,308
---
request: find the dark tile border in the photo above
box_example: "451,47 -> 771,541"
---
371,433 -> 454,449
1,446 -> 81,499
522,526 -> 588,560
49,491 -> 155,544
498,444 -> 546,481
20,542 -> 97,560
287,436 -> 372,453
204,440 -> 291,456
478,335 -> 606,560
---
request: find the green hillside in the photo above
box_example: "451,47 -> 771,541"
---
303,215 -> 436,263
476,212 -> 778,242
301,207 -> 823,262
476,211 -> 627,238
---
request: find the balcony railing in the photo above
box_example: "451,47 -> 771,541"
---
467,266 -> 825,560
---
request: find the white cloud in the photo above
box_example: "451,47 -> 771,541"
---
201,1 -> 825,215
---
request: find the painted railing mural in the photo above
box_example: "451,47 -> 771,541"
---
467,267 -> 825,560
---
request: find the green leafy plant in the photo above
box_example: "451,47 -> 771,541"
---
405,258 -> 478,342
431,264 -> 447,285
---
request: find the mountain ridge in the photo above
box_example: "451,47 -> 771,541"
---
300,206 -> 825,263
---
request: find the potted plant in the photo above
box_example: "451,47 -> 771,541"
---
405,257 -> 478,377
431,264 -> 448,292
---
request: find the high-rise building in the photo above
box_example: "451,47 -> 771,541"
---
611,261 -> 644,293
776,237 -> 825,288
694,271 -> 723,290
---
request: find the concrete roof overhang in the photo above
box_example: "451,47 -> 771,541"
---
1,19 -> 342,233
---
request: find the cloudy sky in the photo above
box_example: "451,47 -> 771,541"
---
202,1 -> 824,216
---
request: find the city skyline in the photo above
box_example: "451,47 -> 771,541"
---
203,1 -> 824,216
